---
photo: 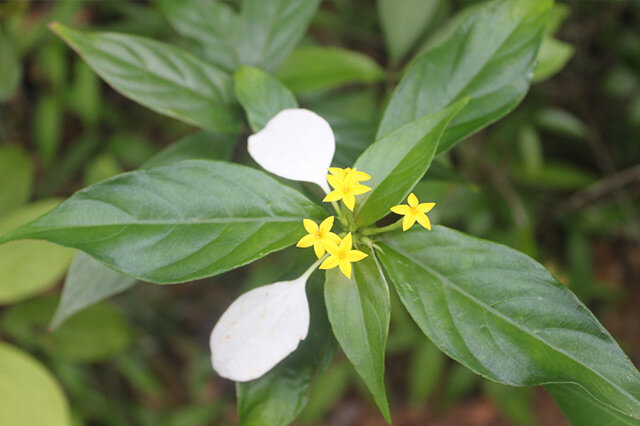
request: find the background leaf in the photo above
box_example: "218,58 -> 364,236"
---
142,131 -> 237,169
533,36 -> 574,82
0,33 -> 22,101
0,145 -> 33,218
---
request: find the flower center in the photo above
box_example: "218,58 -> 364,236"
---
411,206 -> 418,214
315,231 -> 323,239
338,252 -> 346,260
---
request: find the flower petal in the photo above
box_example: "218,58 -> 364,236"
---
210,271 -> 311,382
407,193 -> 419,207
343,194 -> 356,211
402,214 -> 416,231
296,234 -> 315,248
338,260 -> 352,279
351,184 -> 371,195
248,109 -> 335,192
323,190 -> 343,202
319,216 -> 334,232
352,169 -> 371,181
320,255 -> 340,270
325,232 -> 341,245
417,202 -> 435,213
303,219 -> 318,234
347,250 -> 367,262
341,233 -> 353,250
313,241 -> 325,259
390,205 -> 411,215
416,213 -> 432,230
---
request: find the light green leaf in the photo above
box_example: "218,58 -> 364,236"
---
533,36 -> 574,82
0,160 -> 325,284
0,33 -> 22,101
0,199 -> 75,305
0,145 -> 33,217
377,0 -> 442,64
142,131 -> 237,169
237,270 -> 335,426
35,95 -> 63,167
275,46 -> 385,93
378,226 -> 640,420
354,98 -> 468,227
236,0 -> 320,72
50,252 -> 137,330
50,22 -> 241,133
324,249 -> 391,423
84,153 -> 123,186
534,107 -> 589,140
0,342 -> 70,426
377,0 -> 551,153
234,66 -> 297,132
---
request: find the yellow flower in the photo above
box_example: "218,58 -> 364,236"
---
323,168 -> 371,211
319,233 -> 367,279
296,216 -> 341,258
390,193 -> 435,231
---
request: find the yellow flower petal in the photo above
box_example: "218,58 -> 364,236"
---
338,260 -> 352,279
313,241 -> 325,258
323,190 -> 343,202
296,234 -> 315,248
390,205 -> 411,215
343,194 -> 355,210
325,232 -> 341,245
319,216 -> 334,232
329,167 -> 347,178
303,219 -> 318,234
326,174 -> 343,189
324,242 -> 341,256
416,213 -> 432,230
417,202 -> 435,213
320,255 -> 340,270
340,233 -> 353,250
351,184 -> 371,195
347,250 -> 367,262
402,214 -> 416,231
408,193 -> 419,207
352,169 -> 371,181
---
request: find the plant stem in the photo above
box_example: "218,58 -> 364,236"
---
360,218 -> 403,236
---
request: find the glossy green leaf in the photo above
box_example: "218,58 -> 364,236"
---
0,145 -> 33,217
275,46 -> 385,93
0,199 -> 75,304
236,0 -> 320,72
533,36 -> 574,82
377,0 -> 442,64
50,252 -> 137,330
0,160 -> 325,284
237,271 -> 335,426
158,0 -> 237,72
234,66 -> 297,132
378,226 -> 640,420
50,22 -> 240,133
142,131 -> 236,168
354,98 -> 467,227
0,33 -> 22,101
377,0 -> 551,153
0,342 -> 70,426
324,249 -> 391,422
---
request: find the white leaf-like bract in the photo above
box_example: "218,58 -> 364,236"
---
247,108 -> 335,192
210,268 -> 313,382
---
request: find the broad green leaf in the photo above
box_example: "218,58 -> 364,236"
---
50,22 -> 241,133
0,342 -> 70,426
0,160 -> 325,284
236,0 -> 321,72
0,145 -> 33,217
234,66 -> 297,132
0,199 -> 75,304
158,0 -> 237,72
324,249 -> 391,422
275,46 -> 385,93
533,36 -> 574,82
354,99 -> 467,227
378,226 -> 640,420
142,131 -> 237,169
377,0 -> 442,64
547,383 -> 640,425
2,296 -> 132,362
0,33 -> 22,101
237,271 -> 336,426
377,0 -> 551,153
50,252 -> 137,330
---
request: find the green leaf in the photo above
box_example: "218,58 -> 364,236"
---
484,381 -> 535,426
236,0 -> 320,72
533,36 -> 574,83
0,342 -> 70,426
50,22 -> 241,133
0,145 -> 33,217
534,107 -> 589,140
275,46 -> 385,93
0,160 -> 324,284
35,95 -> 63,167
234,66 -> 297,132
158,0 -> 237,72
142,131 -> 237,169
547,383 -> 640,426
299,361 -> 352,423
377,0 -> 551,153
408,340 -> 445,406
377,226 -> 640,420
50,252 -> 137,330
84,153 -> 123,186
324,249 -> 391,422
0,33 -> 22,101
237,271 -> 336,426
354,98 -> 468,227
377,0 -> 442,64
512,161 -> 597,190
0,199 -> 75,304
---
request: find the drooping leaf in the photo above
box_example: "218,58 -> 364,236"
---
377,226 -> 640,420
234,66 -> 297,132
0,342 -> 70,426
533,36 -> 574,83
275,46 -> 385,93
142,131 -> 237,169
324,249 -> 391,423
50,22 -> 241,133
0,145 -> 33,218
0,199 -> 75,305
0,160 -> 325,284
0,33 -> 22,101
236,0 -> 321,72
354,98 -> 468,227
377,0 -> 551,153
50,252 -> 137,330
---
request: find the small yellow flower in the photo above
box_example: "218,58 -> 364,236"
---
319,233 -> 367,279
296,216 -> 341,258
390,193 -> 435,231
323,168 -> 371,211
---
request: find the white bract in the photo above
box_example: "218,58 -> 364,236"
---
247,108 -> 335,192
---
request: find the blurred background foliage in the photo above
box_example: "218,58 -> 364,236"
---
0,0 -> 639,425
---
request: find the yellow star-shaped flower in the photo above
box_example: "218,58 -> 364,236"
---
323,168 -> 371,211
296,216 -> 341,258
390,193 -> 435,231
319,233 -> 367,279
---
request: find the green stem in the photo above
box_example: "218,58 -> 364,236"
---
360,218 -> 403,236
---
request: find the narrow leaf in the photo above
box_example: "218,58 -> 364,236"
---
0,145 -> 33,217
